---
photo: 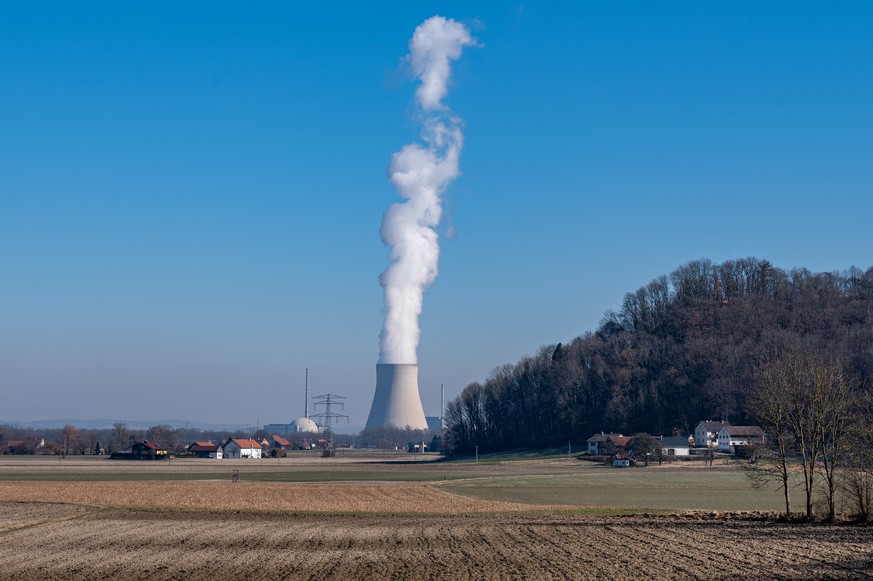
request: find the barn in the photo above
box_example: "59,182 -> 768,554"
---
187,441 -> 223,459
114,441 -> 168,460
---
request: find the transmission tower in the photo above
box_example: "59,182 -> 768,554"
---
311,393 -> 349,455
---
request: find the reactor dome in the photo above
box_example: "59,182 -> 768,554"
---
289,417 -> 319,433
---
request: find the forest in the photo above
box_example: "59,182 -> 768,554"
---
444,258 -> 873,455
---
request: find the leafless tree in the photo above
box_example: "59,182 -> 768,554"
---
112,422 -> 128,453
749,343 -> 859,519
146,424 -> 179,453
817,363 -> 857,520
747,348 -> 797,517
842,391 -> 873,520
60,424 -> 79,457
77,429 -> 100,455
788,349 -> 859,520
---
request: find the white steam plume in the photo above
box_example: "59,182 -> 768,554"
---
378,16 -> 475,364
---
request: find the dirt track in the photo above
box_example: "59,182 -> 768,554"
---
0,502 -> 871,580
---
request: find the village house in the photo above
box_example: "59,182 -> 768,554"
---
587,433 -> 632,456
112,441 -> 167,460
187,441 -> 223,459
3,437 -> 45,455
223,438 -> 263,459
268,435 -> 291,451
290,438 -> 316,450
657,435 -> 692,457
717,426 -> 765,454
693,421 -> 731,448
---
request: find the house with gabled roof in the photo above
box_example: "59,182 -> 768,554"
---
717,426 -> 764,454
223,438 -> 263,459
113,441 -> 167,460
656,435 -> 692,456
587,433 -> 632,456
694,421 -> 731,448
269,435 -> 291,450
187,441 -> 223,459
4,437 -> 45,455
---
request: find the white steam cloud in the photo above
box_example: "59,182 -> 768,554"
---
378,16 -> 475,364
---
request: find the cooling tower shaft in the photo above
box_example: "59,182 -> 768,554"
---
365,364 -> 428,430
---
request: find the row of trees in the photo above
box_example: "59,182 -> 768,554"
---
2,423 -> 441,455
444,258 -> 873,457
0,422 -> 254,456
749,344 -> 872,520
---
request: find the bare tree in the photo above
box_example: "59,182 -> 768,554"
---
112,422 -> 128,454
60,424 -> 79,458
817,364 -> 857,520
77,429 -> 99,456
843,442 -> 873,521
146,424 -> 179,453
748,343 -> 858,519
747,349 -> 797,517
788,349 -> 858,519
842,391 -> 873,520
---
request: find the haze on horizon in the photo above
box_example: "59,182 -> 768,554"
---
2,2 -> 872,428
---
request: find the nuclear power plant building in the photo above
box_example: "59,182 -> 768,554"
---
365,363 -> 428,430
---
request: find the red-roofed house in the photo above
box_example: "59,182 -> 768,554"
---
120,441 -> 168,460
586,433 -> 632,456
269,435 -> 291,450
223,438 -> 263,459
4,437 -> 45,455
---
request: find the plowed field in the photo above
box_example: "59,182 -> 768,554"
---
0,503 -> 870,580
0,480 -> 553,513
0,458 -> 870,579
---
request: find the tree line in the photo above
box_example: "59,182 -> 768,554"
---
445,258 -> 873,457
0,422 -> 253,456
1,422 -> 442,455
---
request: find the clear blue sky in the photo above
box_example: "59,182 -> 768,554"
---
2,2 -> 871,428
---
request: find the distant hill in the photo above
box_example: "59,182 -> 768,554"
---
444,258 -> 873,455
11,418 -> 365,435
17,418 -> 251,431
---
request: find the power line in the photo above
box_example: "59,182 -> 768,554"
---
311,393 -> 348,454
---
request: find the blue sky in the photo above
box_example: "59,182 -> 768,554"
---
2,2 -> 871,428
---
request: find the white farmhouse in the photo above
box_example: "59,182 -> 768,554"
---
223,438 -> 263,459
693,421 -> 730,448
657,436 -> 691,457
717,426 -> 764,454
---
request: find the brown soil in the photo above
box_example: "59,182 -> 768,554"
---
0,481 -> 561,513
0,501 -> 871,580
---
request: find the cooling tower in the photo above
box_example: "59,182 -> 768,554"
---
365,363 -> 428,430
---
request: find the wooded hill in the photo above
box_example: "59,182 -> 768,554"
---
444,258 -> 873,455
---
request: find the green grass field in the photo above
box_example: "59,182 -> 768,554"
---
439,466 -> 787,512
